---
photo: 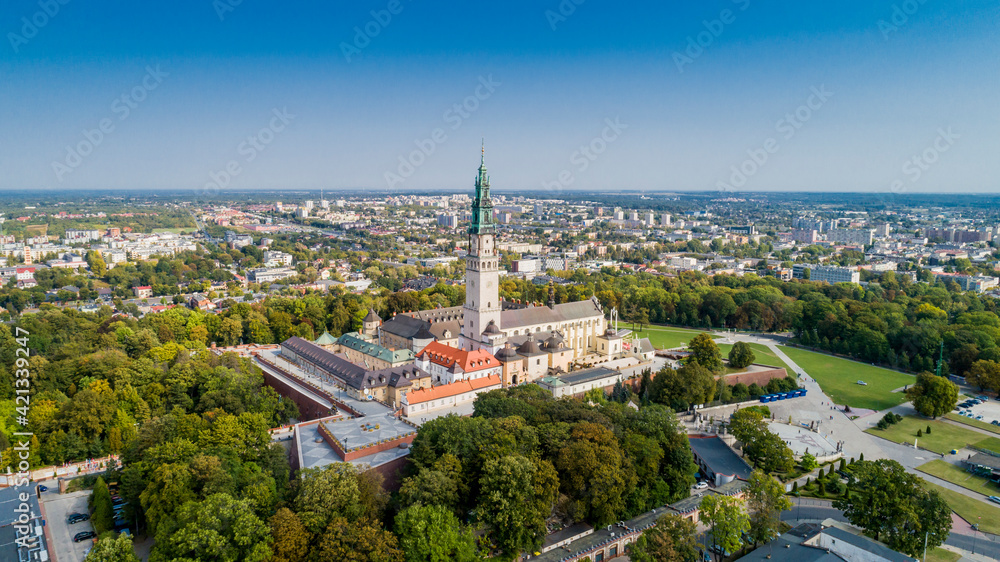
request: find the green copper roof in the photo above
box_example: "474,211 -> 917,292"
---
314,331 -> 338,345
470,142 -> 496,235
337,332 -> 415,364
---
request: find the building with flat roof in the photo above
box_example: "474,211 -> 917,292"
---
735,522 -> 916,562
536,366 -> 628,398
689,435 -> 753,486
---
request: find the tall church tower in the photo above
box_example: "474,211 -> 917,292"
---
460,144 -> 502,351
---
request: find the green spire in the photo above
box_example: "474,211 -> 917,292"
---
471,141 -> 496,235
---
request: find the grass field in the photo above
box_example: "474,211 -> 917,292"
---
926,547 -> 960,562
974,437 -> 1000,454
917,460 -> 1000,496
778,346 -> 915,410
865,416 -> 985,455
629,325 -> 711,350
922,481 -> 1000,535
944,413 -> 1000,435
717,343 -> 793,373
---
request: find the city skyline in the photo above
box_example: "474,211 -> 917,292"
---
1,1 -> 997,193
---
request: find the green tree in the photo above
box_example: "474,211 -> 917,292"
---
556,422 -> 635,525
833,460 -> 951,557
905,372 -> 958,418
745,469 -> 793,546
90,476 -> 115,534
317,516 -> 403,562
800,453 -> 818,472
150,493 -> 272,562
967,360 -> 1000,393
700,494 -> 750,561
728,341 -> 756,369
268,508 -> 310,562
395,504 -> 481,562
629,513 -> 699,562
477,455 -> 547,561
84,533 -> 140,562
728,409 -> 794,473
293,463 -> 364,533
688,333 -> 723,371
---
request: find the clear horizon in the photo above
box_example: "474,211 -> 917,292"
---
1,1 -> 998,193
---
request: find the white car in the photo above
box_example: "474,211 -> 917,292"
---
695,481 -> 710,490
857,380 -> 868,386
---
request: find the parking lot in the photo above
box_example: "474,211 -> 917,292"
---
956,395 -> 1000,425
40,489 -> 95,562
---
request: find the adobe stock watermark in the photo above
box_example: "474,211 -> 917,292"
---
340,0 -> 412,63
673,0 -> 750,73
384,75 -> 501,189
887,127 -> 959,193
52,65 -> 169,182
542,117 -> 628,193
878,0 -> 929,41
717,85 -> 833,191
7,0 -> 71,54
213,0 -> 245,21
545,0 -> 586,31
196,108 -> 295,200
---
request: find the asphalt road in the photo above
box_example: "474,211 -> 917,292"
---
40,489 -> 95,562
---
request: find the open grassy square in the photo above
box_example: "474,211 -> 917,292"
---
865,416 -> 985,455
944,413 -> 1000,435
922,481 -> 1000,535
629,325 -> 712,350
778,346 -> 915,410
917,459 -> 1000,496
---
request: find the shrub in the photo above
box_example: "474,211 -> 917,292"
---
792,482 -> 798,493
917,429 -> 923,437
926,426 -> 932,435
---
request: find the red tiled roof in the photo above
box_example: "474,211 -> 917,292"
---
416,341 -> 500,373
405,374 -> 502,405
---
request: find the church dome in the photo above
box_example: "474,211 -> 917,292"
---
542,333 -> 564,350
517,336 -> 542,355
495,345 -> 520,362
482,320 -> 502,336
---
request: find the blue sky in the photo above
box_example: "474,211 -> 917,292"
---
0,1 -> 998,193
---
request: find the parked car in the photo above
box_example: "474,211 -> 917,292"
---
991,420 -> 999,426
67,513 -> 89,524
976,415 -> 984,420
857,380 -> 868,386
695,481 -> 710,490
37,485 -> 48,492
73,531 -> 96,542
988,496 -> 1000,505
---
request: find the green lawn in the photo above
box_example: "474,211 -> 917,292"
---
630,325 -> 711,350
926,547 -> 960,562
917,460 -> 1000,496
865,416 -> 985,455
944,413 -> 1000,435
922,481 -> 1000,535
974,437 -> 1000,454
717,343 -> 793,373
778,346 -> 915,410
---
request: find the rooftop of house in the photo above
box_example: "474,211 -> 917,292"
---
416,341 -> 500,373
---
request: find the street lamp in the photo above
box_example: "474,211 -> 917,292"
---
973,517 -> 980,554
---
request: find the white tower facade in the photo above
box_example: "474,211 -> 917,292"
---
460,146 -> 502,351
